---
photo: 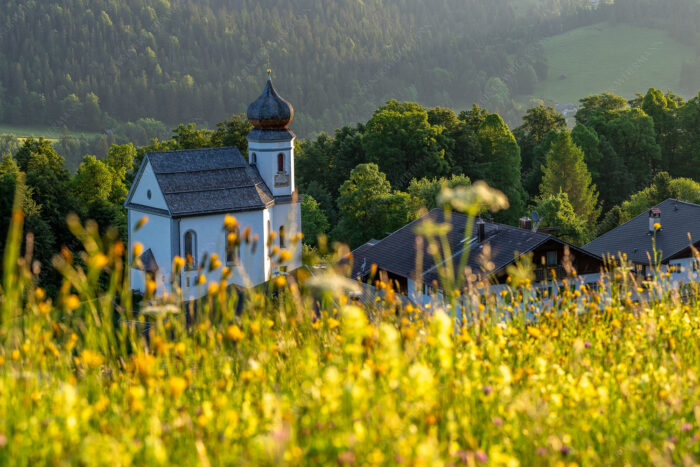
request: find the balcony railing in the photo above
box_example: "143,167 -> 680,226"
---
534,266 -> 566,283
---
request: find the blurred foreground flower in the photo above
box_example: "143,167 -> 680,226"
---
141,304 -> 181,316
305,271 -> 361,299
438,181 -> 509,216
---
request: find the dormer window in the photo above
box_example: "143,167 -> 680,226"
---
277,153 -> 284,172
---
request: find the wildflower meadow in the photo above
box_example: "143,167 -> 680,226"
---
1,184 -> 700,466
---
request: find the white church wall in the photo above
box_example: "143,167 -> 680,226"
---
271,202 -> 302,274
178,210 -> 269,300
129,160 -> 168,211
129,209 -> 172,294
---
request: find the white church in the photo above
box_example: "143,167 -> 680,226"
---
125,72 -> 302,299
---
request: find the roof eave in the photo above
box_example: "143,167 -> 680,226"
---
170,200 -> 276,219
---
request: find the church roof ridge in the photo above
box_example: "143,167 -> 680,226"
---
130,146 -> 275,217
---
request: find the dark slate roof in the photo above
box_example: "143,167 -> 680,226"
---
133,146 -> 274,217
584,199 -> 700,265
246,75 -> 294,130
346,241 -> 378,277
423,224 -> 552,285
139,249 -> 159,272
248,128 -> 296,142
348,209 -> 599,286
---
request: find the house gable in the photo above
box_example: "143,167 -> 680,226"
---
126,157 -> 169,214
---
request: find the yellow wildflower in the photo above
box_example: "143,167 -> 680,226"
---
328,318 -> 340,330
227,325 -> 244,342
64,294 -> 81,311
81,350 -> 104,368
90,253 -> 109,269
279,249 -> 292,263
224,215 -> 238,230
135,216 -> 149,230
132,242 -> 144,257
168,376 -> 188,398
173,256 -> 186,271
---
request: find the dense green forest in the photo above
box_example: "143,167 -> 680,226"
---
0,0 -> 646,137
2,0 -> 699,137
2,85 -> 699,295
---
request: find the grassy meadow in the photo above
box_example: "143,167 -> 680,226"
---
1,185 -> 700,465
0,124 -> 101,143
530,22 -> 696,105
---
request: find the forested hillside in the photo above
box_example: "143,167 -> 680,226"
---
0,0 -> 604,136
1,0 -> 699,137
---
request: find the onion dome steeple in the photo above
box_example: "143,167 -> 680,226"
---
246,70 -> 294,130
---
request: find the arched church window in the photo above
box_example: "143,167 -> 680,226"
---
184,230 -> 197,269
279,226 -> 286,248
225,224 -> 239,265
277,153 -> 284,172
252,153 -> 257,165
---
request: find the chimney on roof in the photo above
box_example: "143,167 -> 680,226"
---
519,217 -> 533,231
649,208 -> 662,234
477,219 -> 486,243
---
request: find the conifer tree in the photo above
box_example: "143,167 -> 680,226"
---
539,131 -> 600,224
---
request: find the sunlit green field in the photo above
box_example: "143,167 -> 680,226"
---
1,184 -> 700,465
0,124 -> 101,142
531,22 -> 696,104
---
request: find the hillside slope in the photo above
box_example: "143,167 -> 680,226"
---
0,0 -> 597,135
530,22 -> 697,105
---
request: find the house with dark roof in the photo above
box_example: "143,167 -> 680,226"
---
584,199 -> 700,286
125,72 -> 301,298
348,209 -> 605,304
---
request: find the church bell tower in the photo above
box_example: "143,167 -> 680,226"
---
246,70 -> 296,198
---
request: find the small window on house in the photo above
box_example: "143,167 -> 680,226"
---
147,189 -> 152,200
252,153 -> 257,164
546,251 -> 557,266
277,153 -> 284,172
184,230 -> 197,269
279,226 -> 285,248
